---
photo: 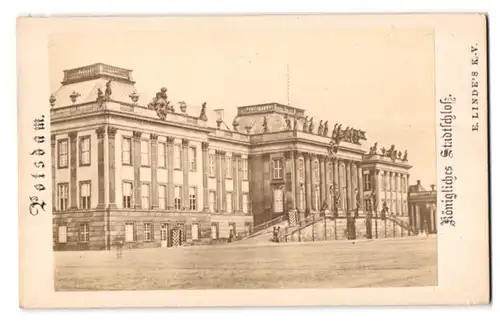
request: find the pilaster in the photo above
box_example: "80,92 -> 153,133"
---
107,127 -> 117,208
202,142 -> 209,212
150,134 -> 158,209
96,126 -> 106,208
133,131 -> 142,208
69,131 -> 78,209
166,136 -> 175,210
51,134 -> 56,211
182,138 -> 189,210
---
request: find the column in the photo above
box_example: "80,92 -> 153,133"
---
319,156 -> 326,208
415,204 -> 421,233
133,131 -> 142,208
166,136 -> 175,210
294,152 -> 301,210
181,139 -> 189,210
395,173 -> 400,215
291,151 -> 297,209
150,134 -> 158,209
345,160 -> 352,214
51,134 -> 56,211
357,163 -> 364,211
304,153 -> 312,214
334,158 -> 339,213
107,127 -> 117,207
351,162 -> 357,210
382,171 -> 387,208
220,151 -> 227,212
372,170 -> 379,213
202,142 -> 209,212
69,131 -> 78,209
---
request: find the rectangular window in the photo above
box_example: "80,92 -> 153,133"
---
191,223 -> 200,241
211,223 -> 218,240
57,183 -> 69,211
79,181 -> 91,209
174,186 -> 182,210
158,142 -> 166,168
242,193 -> 249,214
122,137 -> 132,165
298,159 -> 304,181
209,191 -> 216,212
242,159 -> 248,180
226,192 -> 233,213
122,182 -> 133,208
141,140 -> 150,166
79,136 -> 91,166
143,223 -> 153,241
141,183 -> 150,209
208,154 -> 215,177
226,157 -> 232,178
273,187 -> 284,212
79,223 -> 89,242
189,187 -> 197,210
125,223 -> 134,242
58,225 -> 67,243
174,145 -> 181,169
363,174 -> 372,191
273,159 -> 283,180
158,184 -> 167,209
189,147 -> 196,171
58,139 -> 68,168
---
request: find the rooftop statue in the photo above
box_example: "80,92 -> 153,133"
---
302,116 -> 309,132
284,114 -> 292,131
308,117 -> 315,133
232,116 -> 240,132
293,117 -> 298,131
402,150 -> 408,161
199,102 -> 208,121
104,80 -> 112,101
148,87 -> 174,120
323,121 -> 329,136
263,116 -> 269,133
318,120 -> 324,135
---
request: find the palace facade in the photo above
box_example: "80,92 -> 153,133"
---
51,63 -> 425,251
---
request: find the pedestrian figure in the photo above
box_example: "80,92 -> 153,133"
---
272,227 -> 277,242
116,240 -> 124,259
228,229 -> 234,243
276,226 -> 281,243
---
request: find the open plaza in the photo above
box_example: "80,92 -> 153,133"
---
54,235 -> 437,291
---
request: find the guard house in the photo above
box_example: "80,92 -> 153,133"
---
408,180 -> 437,234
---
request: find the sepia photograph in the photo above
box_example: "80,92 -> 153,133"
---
48,25 -> 437,291
17,14 -> 489,308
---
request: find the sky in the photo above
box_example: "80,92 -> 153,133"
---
49,18 -> 436,187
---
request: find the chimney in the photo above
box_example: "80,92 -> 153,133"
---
417,180 -> 421,185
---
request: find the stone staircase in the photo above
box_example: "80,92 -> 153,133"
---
238,214 -> 289,243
